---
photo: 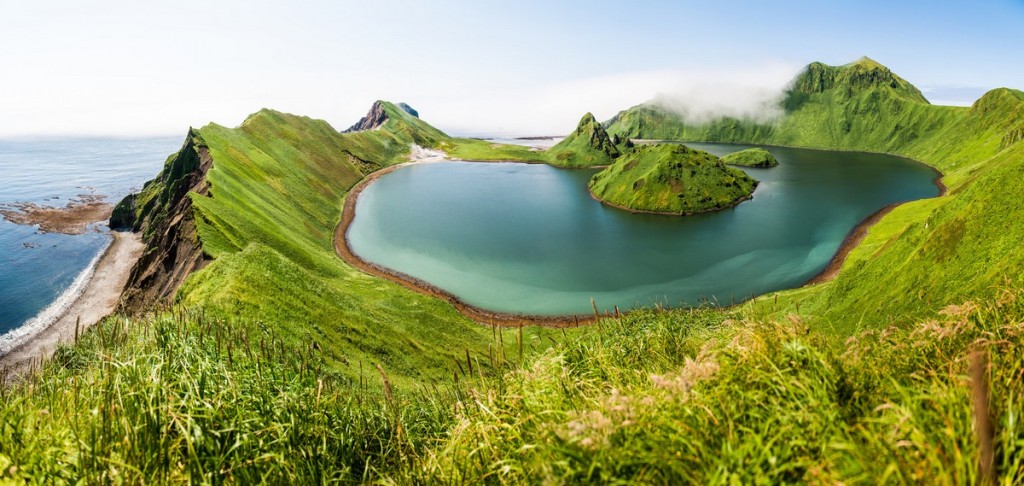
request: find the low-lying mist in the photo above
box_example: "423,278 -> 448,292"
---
427,61 -> 801,137
649,62 -> 799,124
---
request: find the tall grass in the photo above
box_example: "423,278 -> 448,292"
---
3,288 -> 1023,483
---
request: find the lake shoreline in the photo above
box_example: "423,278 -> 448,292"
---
586,185 -> 756,216
0,230 -> 144,382
335,160 -> 599,328
336,147 -> 946,326
804,170 -> 947,286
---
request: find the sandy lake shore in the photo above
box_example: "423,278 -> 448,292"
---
0,230 -> 143,383
335,150 -> 599,328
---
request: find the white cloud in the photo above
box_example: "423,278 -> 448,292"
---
420,61 -> 802,137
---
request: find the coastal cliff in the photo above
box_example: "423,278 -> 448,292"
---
110,130 -> 212,312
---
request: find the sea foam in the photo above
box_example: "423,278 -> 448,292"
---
0,236 -> 110,356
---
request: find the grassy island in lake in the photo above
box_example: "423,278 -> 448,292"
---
588,144 -> 758,215
721,147 -> 779,167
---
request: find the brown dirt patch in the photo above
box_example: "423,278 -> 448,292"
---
1,195 -> 113,235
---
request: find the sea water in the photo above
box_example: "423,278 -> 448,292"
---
0,136 -> 180,343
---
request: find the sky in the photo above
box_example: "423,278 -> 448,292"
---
1,0 -> 1022,137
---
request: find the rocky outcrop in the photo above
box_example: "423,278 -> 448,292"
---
344,101 -> 389,132
397,102 -> 419,118
547,112 -> 622,167
576,113 -> 619,157
110,130 -> 213,313
344,101 -> 421,133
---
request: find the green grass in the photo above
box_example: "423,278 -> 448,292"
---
606,58 -> 1024,329
0,307 -> 547,482
111,105 -> 561,387
588,144 -> 757,214
545,112 -> 621,167
721,147 -> 779,167
5,54 -> 1024,481
439,137 -> 546,162
440,112 -> 627,168
3,287 -> 1023,482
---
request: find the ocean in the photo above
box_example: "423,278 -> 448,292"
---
0,136 -> 181,346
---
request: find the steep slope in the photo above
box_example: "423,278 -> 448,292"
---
109,130 -> 213,312
547,112 -> 620,167
588,144 -> 757,214
607,58 -> 1024,325
109,104 -> 532,383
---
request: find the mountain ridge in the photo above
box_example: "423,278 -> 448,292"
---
605,57 -> 1024,323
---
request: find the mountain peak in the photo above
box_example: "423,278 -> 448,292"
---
847,56 -> 884,69
547,112 -> 621,167
344,101 -> 425,133
790,57 -> 928,104
344,101 -> 388,132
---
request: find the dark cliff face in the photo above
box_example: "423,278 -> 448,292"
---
110,130 -> 214,312
344,100 -> 389,132
344,101 -> 422,133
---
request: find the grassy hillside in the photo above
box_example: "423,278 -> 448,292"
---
721,147 -> 779,167
108,104 -> 558,386
439,137 -> 547,162
546,112 -> 621,167
440,111 -> 630,167
588,144 -> 757,214
606,58 -> 1024,326
4,56 -> 1024,481
3,287 -> 1021,482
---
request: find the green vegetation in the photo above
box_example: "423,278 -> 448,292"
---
546,112 -> 621,167
106,103 -> 558,387
439,137 -> 546,162
589,144 -> 757,214
4,54 -> 1024,482
3,288 -> 1022,482
721,147 -> 779,167
606,57 -> 1024,326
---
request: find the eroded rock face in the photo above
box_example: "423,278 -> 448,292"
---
111,130 -> 213,313
344,101 -> 389,132
344,101 -> 421,133
577,113 -> 620,158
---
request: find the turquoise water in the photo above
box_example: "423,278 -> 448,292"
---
348,143 -> 940,316
0,137 -> 179,344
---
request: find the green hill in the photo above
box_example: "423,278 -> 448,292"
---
588,144 -> 757,214
106,102 -> 548,387
547,112 -> 621,167
606,58 -> 1024,325
443,111 -> 624,166
721,147 -> 779,167
3,56 -> 1024,482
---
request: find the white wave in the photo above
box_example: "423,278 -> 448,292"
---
0,236 -> 111,355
